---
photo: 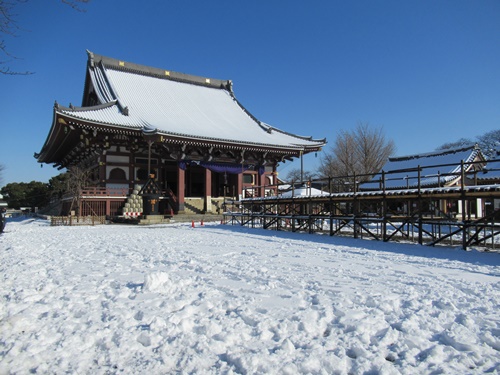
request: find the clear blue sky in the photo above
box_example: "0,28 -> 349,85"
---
1,0 -> 499,186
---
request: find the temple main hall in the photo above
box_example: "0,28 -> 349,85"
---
35,51 -> 326,216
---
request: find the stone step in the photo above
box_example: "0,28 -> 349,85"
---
137,215 -> 172,225
135,213 -> 223,225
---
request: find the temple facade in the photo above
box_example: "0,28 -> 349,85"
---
35,51 -> 326,216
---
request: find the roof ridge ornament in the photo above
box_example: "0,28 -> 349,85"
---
224,80 -> 233,92
86,50 -> 95,68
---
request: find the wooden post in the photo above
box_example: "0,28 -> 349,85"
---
353,172 -> 358,239
258,171 -> 265,198
461,160 -> 467,250
382,170 -> 387,241
237,173 -> 243,200
177,164 -> 185,213
418,166 -> 423,245
329,177 -> 334,237
205,168 -> 212,213
147,140 -> 152,176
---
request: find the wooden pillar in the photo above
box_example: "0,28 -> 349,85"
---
177,165 -> 185,213
129,151 -> 135,190
100,154 -> 107,187
205,168 -> 212,213
257,172 -> 264,197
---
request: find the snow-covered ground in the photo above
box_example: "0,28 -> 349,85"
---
1,218 -> 499,374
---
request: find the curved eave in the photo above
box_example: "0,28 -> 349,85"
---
55,109 -> 325,154
57,111 -> 143,134
229,92 -> 327,145
35,108 -> 78,164
152,129 -> 325,154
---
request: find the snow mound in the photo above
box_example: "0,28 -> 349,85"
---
143,271 -> 172,293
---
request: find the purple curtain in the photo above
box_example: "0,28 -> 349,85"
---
200,161 -> 250,174
178,161 -> 264,175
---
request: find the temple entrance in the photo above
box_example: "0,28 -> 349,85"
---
163,168 -> 178,195
186,165 -> 205,197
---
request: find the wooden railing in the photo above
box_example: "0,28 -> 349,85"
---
80,187 -> 130,196
63,187 -> 130,199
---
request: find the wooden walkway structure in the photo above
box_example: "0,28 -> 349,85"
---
223,161 -> 500,251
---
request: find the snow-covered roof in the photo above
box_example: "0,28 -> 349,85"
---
477,158 -> 500,181
242,183 -> 500,203
58,51 -> 326,151
361,145 -> 485,190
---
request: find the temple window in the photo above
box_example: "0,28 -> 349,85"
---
109,167 -> 127,180
243,174 -> 255,185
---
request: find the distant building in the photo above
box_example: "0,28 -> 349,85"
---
35,51 -> 326,216
361,144 -> 486,190
361,144 -> 490,219
474,150 -> 500,214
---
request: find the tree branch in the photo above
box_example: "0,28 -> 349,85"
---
0,0 -> 89,75
61,0 -> 90,12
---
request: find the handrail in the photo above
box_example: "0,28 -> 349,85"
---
63,187 -> 130,199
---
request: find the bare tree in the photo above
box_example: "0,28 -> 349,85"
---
355,123 -> 396,176
437,138 -> 474,151
1,0 -> 90,75
66,166 -> 91,216
319,122 -> 395,191
285,168 -> 316,184
476,129 -> 500,160
437,129 -> 500,160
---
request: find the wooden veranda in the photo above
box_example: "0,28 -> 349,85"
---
223,161 -> 500,251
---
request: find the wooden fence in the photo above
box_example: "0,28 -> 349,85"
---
50,215 -> 106,226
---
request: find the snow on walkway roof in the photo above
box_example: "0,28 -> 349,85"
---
58,51 -> 326,151
280,185 -> 328,198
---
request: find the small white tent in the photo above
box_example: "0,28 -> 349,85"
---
280,185 -> 328,198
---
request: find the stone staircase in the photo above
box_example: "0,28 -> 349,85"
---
138,215 -> 172,225
183,198 -> 205,214
116,196 -> 225,225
